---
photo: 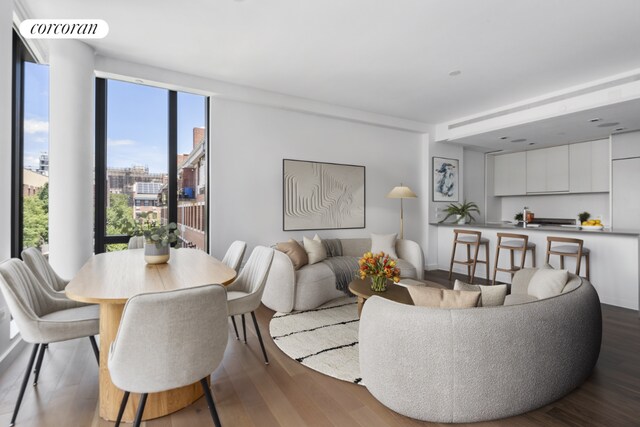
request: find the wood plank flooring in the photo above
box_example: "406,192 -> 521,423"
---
0,270 -> 638,426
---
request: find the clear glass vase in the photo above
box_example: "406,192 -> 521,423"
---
370,275 -> 388,292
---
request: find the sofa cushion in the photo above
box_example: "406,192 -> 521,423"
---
371,233 -> 398,258
562,274 -> 582,293
395,259 -> 417,278
453,280 -> 507,307
504,293 -> 538,305
303,235 -> 327,265
407,286 -> 480,309
276,239 -> 308,270
529,268 -> 568,299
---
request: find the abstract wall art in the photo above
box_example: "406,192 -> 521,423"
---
432,157 -> 459,202
283,159 -> 365,231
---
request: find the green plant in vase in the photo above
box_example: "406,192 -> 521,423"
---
438,201 -> 480,224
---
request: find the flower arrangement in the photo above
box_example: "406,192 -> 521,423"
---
358,251 -> 401,292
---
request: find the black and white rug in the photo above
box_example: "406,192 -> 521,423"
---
269,297 -> 363,385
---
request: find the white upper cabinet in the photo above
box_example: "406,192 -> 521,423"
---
494,152 -> 526,196
611,131 -> 640,160
526,146 -> 569,193
569,139 -> 609,193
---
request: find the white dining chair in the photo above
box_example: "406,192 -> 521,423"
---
221,240 -> 247,340
0,259 -> 100,427
225,246 -> 274,364
109,284 -> 228,427
128,236 -> 145,250
21,247 -> 68,293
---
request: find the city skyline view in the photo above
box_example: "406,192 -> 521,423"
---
24,62 -> 206,174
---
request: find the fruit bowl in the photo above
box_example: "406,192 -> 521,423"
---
580,225 -> 604,230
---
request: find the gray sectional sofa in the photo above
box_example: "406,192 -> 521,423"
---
261,238 -> 424,313
359,269 -> 602,423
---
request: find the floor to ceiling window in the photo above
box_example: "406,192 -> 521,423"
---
11,32 -> 50,258
95,79 -> 209,253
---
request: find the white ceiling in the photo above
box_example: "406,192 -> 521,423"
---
20,0 -> 640,124
453,98 -> 640,152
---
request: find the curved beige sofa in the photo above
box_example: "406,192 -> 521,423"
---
262,238 -> 424,313
359,269 -> 602,423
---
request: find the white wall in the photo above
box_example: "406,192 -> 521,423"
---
209,98 -> 425,259
462,149 -> 486,223
425,140 -> 464,269
500,194 -> 610,224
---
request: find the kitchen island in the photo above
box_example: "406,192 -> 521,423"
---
431,222 -> 639,311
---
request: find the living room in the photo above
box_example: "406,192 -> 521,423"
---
1,1 -> 639,426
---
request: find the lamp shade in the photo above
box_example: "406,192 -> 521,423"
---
386,185 -> 417,199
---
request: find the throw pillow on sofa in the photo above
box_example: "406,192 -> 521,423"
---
454,280 -> 507,307
528,268 -> 568,299
276,239 -> 308,270
371,233 -> 398,258
303,235 -> 327,265
407,285 -> 480,308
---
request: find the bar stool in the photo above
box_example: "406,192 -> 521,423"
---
492,233 -> 536,285
545,237 -> 590,280
448,229 -> 490,284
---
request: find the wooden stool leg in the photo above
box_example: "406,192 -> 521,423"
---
448,242 -> 457,280
466,244 -> 471,279
484,242 -> 490,282
545,241 -> 551,265
492,245 -> 500,285
531,248 -> 536,268
585,253 -> 590,281
470,242 -> 480,284
575,254 -> 582,278
520,247 -> 527,271
560,255 -> 565,269
509,249 -> 515,272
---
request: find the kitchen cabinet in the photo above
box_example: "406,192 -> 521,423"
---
526,145 -> 569,193
612,157 -> 640,229
569,139 -> 610,193
611,131 -> 640,160
494,152 -> 526,196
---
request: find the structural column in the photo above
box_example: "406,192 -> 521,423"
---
0,0 -> 12,263
48,40 -> 95,279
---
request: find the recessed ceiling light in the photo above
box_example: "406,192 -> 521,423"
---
511,138 -> 527,143
449,70 -> 462,77
499,136 -> 508,140
135,79 -> 144,83
528,143 -> 535,145
589,118 -> 602,122
615,127 -> 626,132
597,122 -> 620,128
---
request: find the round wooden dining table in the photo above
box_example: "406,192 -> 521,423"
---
65,248 -> 236,422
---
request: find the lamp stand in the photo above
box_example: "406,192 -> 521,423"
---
399,198 -> 404,240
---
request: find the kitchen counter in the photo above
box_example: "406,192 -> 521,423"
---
430,222 -> 640,236
430,222 -> 639,312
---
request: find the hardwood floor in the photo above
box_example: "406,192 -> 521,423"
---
1,270 -> 639,426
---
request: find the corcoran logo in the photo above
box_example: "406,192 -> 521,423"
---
19,19 -> 109,39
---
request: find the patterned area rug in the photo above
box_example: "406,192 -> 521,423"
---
269,297 -> 363,385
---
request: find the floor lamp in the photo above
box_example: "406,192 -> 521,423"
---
386,183 -> 417,240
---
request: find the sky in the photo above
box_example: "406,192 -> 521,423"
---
24,62 -> 206,174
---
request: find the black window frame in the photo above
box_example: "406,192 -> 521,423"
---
11,31 -> 37,258
94,78 -> 210,253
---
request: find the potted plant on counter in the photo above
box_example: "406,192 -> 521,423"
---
439,201 -> 480,224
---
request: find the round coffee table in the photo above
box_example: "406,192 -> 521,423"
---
348,278 -> 447,317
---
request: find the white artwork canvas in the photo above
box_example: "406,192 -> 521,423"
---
283,159 -> 365,231
433,157 -> 459,202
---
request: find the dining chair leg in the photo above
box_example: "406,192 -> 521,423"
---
10,344 -> 39,427
115,391 -> 130,427
242,314 -> 247,344
89,336 -> 100,365
230,316 -> 240,340
251,311 -> 269,365
133,393 -> 148,427
33,343 -> 46,386
200,378 -> 222,427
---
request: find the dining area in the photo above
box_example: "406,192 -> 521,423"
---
0,241 -> 275,427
